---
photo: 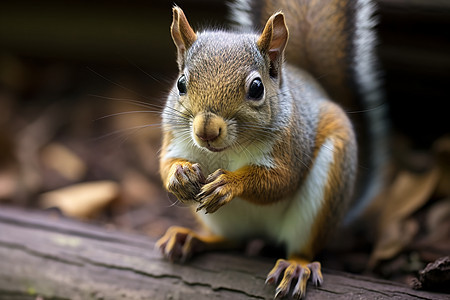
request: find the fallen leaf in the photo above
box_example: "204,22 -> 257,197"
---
369,218 -> 419,268
39,181 -> 120,219
369,167 -> 440,267
381,168 -> 440,225
40,143 -> 87,181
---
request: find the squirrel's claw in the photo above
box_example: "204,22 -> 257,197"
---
266,258 -> 322,299
196,170 -> 235,213
156,226 -> 203,262
196,193 -> 231,213
156,226 -> 232,262
166,162 -> 206,203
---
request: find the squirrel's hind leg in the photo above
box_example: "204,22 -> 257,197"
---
266,257 -> 323,299
156,226 -> 239,262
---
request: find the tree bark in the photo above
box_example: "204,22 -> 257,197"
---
0,206 -> 446,300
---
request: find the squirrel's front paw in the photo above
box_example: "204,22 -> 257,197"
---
167,162 -> 206,203
196,169 -> 240,213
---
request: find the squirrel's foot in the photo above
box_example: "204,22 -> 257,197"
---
156,226 -> 205,262
167,162 -> 206,203
266,258 -> 323,299
156,226 -> 229,262
196,169 -> 239,213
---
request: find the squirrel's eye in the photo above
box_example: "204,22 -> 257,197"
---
177,75 -> 187,95
247,78 -> 264,100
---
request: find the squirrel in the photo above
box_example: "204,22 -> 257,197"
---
157,0 -> 387,298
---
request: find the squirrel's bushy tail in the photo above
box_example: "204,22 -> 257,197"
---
229,0 -> 388,222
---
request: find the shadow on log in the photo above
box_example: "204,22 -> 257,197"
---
0,206 -> 447,300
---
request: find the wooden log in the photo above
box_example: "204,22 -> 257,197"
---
0,206 -> 447,300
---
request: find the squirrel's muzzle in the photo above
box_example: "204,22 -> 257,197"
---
192,112 -> 228,151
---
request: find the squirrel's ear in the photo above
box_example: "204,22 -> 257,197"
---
171,6 -> 197,70
257,12 -> 289,78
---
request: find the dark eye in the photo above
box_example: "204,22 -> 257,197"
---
177,74 -> 187,95
247,77 -> 264,100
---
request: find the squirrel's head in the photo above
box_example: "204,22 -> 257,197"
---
165,7 -> 288,153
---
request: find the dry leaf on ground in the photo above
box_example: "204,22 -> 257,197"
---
369,136 -> 450,270
369,162 -> 440,268
39,181 -> 120,219
40,143 -> 87,181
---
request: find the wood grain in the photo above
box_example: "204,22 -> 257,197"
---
0,206 -> 447,300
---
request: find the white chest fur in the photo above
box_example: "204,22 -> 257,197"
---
165,130 -> 275,174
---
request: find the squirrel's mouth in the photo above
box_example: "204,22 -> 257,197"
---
205,143 -> 228,153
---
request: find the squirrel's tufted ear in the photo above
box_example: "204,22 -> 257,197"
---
257,12 -> 289,78
171,6 -> 197,70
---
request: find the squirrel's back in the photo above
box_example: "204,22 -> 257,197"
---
230,0 -> 387,221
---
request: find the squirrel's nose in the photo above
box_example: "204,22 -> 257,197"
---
193,112 -> 226,143
196,127 -> 221,142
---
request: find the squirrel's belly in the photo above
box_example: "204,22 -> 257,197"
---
196,137 -> 335,255
196,193 -> 320,255
196,197 -> 290,243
